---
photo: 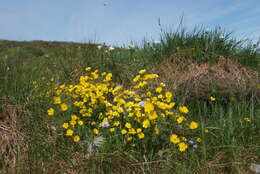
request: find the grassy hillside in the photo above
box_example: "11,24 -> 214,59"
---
0,28 -> 259,174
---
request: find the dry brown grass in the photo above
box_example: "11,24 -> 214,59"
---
0,96 -> 26,174
154,52 -> 260,100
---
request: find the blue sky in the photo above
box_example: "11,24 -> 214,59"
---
1,0 -> 260,46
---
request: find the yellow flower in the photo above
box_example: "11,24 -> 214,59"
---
70,120 -> 76,127
244,117 -> 251,122
165,91 -> 172,98
189,121 -> 199,129
133,75 -> 141,82
121,129 -> 127,135
71,114 -> 78,120
160,82 -> 166,87
144,102 -> 154,113
196,138 -> 202,142
179,106 -> 189,114
136,128 -> 142,133
181,137 -> 187,142
170,134 -> 180,144
85,67 -> 91,71
47,108 -> 55,116
148,111 -> 158,120
204,129 -> 209,133
66,129 -> 74,136
62,122 -> 69,129
128,128 -> 136,135
155,87 -> 162,93
125,122 -> 132,129
153,128 -> 159,134
78,120 -> 84,126
105,73 -> 112,81
73,135 -> 80,142
177,116 -> 185,124
209,96 -> 216,102
142,119 -> 150,128
158,94 -> 163,99
113,121 -> 120,127
93,128 -> 99,135
139,69 -> 146,74
55,89 -> 62,95
110,128 -> 115,132
127,136 -> 133,141
178,142 -> 188,152
60,103 -> 68,111
138,132 -> 145,139
53,97 -> 61,104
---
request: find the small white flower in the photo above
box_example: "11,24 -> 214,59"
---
188,140 -> 195,145
154,40 -> 160,44
97,45 -> 102,49
138,101 -> 146,107
108,46 -> 115,51
219,35 -> 224,39
204,28 -> 209,34
128,44 -> 135,49
101,121 -> 110,128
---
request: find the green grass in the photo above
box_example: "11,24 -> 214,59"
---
0,27 -> 259,174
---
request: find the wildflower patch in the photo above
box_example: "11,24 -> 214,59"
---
46,68 -> 201,152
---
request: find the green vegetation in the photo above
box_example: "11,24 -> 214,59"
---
0,27 -> 259,174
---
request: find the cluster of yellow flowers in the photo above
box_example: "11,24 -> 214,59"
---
47,67 -> 200,152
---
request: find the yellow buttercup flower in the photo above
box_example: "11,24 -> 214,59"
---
165,91 -> 172,98
104,73 -> 112,81
189,121 -> 199,129
136,128 -> 142,133
142,119 -> 150,128
53,96 -> 61,104
125,122 -> 132,129
110,128 -> 115,132
62,122 -> 69,129
113,121 -> 120,127
244,117 -> 251,122
196,138 -> 202,142
148,111 -> 158,120
121,129 -> 127,135
128,128 -> 136,135
177,116 -> 185,124
93,128 -> 99,135
78,120 -> 84,126
60,103 -> 68,111
70,120 -> 76,127
153,128 -> 159,134
178,142 -> 188,152
85,67 -> 91,71
127,136 -> 133,141
47,108 -> 55,116
179,106 -> 189,114
144,102 -> 154,113
71,114 -> 78,120
155,87 -> 162,93
160,82 -> 166,87
209,96 -> 216,102
66,129 -> 74,136
138,132 -> 145,139
170,134 -> 180,144
73,135 -> 80,142
138,69 -> 146,74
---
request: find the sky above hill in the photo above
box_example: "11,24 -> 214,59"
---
1,0 -> 260,46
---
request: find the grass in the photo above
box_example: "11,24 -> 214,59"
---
0,27 -> 259,174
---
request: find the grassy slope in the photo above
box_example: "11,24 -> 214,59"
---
0,28 -> 259,174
